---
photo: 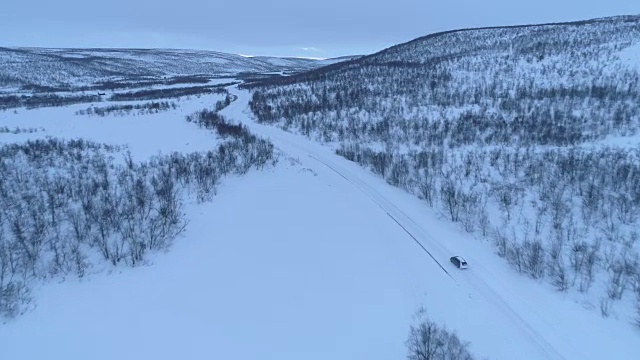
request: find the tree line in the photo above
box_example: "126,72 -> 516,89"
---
109,85 -> 228,102
76,101 -> 178,117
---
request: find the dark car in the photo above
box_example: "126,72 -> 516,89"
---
450,256 -> 468,269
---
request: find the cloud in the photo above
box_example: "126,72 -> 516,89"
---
299,47 -> 322,53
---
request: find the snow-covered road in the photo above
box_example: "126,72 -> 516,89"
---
222,85 -> 640,360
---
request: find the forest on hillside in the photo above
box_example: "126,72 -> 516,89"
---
243,15 -> 640,323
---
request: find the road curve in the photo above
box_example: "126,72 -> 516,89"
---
223,85 -> 569,360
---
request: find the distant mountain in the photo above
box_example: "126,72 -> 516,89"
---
247,55 -> 361,69
0,47 -> 358,91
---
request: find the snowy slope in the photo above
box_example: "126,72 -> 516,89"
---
617,41 -> 640,68
2,85 -> 639,360
0,47 -> 357,90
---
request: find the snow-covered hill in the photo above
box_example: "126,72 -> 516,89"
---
0,47 -> 358,91
244,13 -> 640,341
247,14 -> 640,146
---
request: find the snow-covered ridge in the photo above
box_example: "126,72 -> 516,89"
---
0,47 -> 358,90
246,14 -> 640,148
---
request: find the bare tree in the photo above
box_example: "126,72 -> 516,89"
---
493,225 -> 510,259
523,240 -> 545,279
418,169 -> 437,207
549,188 -> 569,230
600,296 -> 612,318
441,178 -> 462,222
459,188 -> 481,233
614,194 -> 636,225
578,240 -> 600,293
547,238 -> 567,291
406,309 -> 476,360
495,185 -> 517,222
0,233 -> 31,318
606,259 -> 628,301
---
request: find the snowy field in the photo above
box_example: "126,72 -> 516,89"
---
0,92 -> 227,159
1,85 -> 639,360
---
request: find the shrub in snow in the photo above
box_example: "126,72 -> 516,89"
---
406,309 -> 477,360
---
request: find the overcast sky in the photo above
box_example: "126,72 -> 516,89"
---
2,1 -> 638,58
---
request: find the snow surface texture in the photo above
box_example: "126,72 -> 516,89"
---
617,40 -> 640,69
2,85 -> 639,360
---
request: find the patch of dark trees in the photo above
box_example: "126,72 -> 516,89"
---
0,93 -> 100,110
406,309 -> 478,360
109,85 -> 228,102
76,101 -> 178,117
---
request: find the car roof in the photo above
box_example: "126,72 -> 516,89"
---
453,255 -> 466,261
